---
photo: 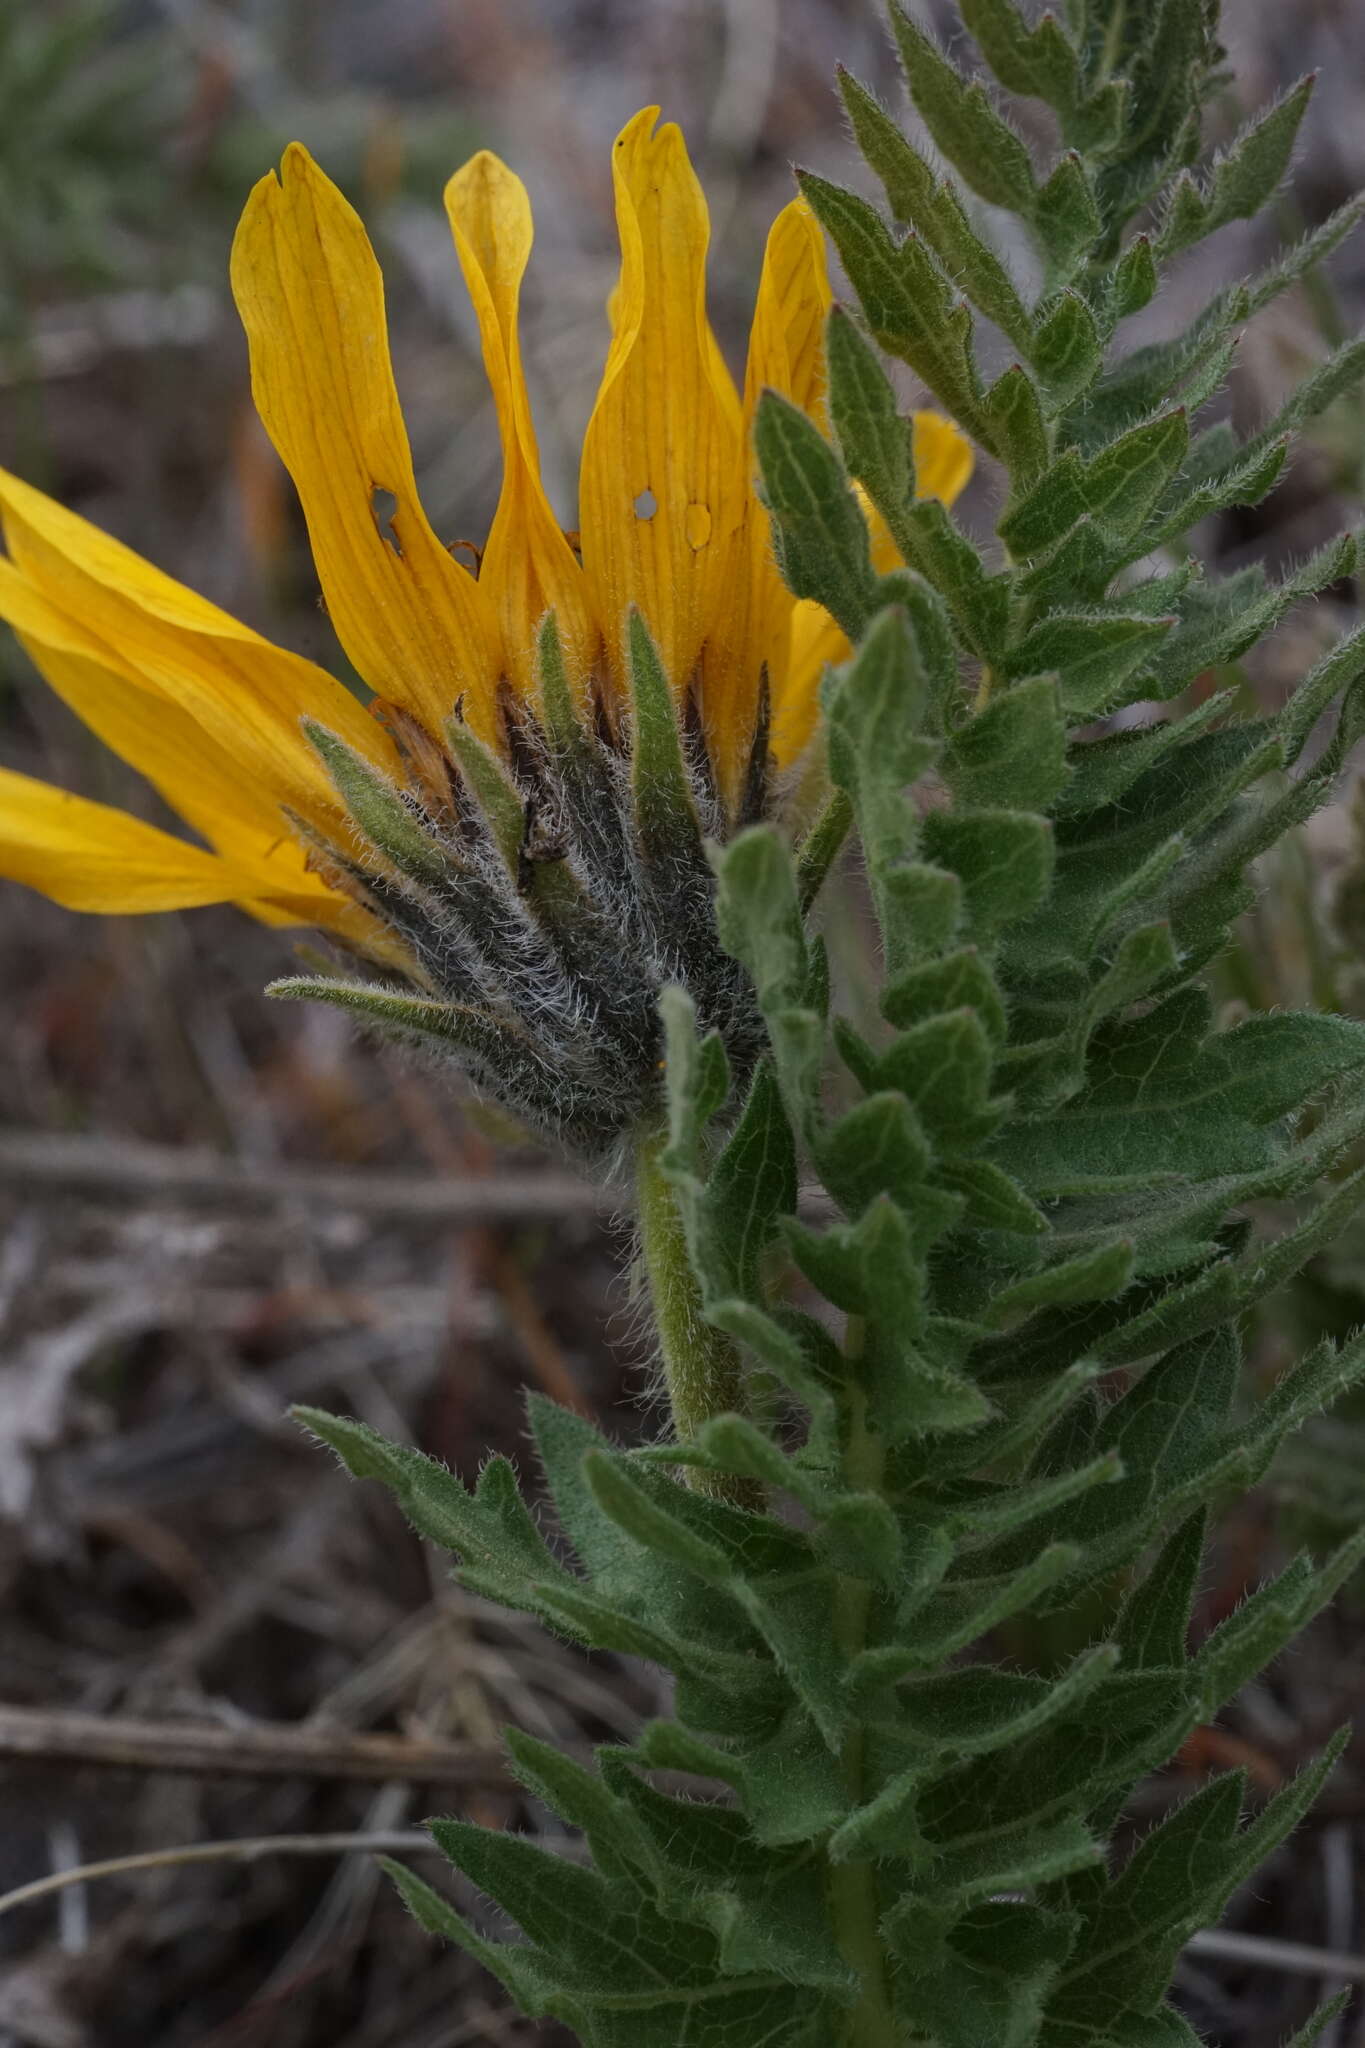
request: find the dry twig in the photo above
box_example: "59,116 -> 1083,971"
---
0,1703 -> 516,1789
0,1129 -> 605,1224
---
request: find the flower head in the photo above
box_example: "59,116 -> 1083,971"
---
0,110 -> 972,1151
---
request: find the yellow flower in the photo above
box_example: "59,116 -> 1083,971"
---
0,109 -> 972,949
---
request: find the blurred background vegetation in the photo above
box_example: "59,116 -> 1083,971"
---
4,2 -> 1365,2044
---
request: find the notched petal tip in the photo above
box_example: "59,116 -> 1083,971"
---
613,104 -> 665,153
280,139 -> 318,177
234,141 -> 324,235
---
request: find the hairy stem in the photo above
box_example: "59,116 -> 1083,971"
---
830,1321 -> 899,2046
797,787 -> 855,911
634,1122 -> 750,1498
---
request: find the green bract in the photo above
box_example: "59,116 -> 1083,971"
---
302,1 -> 1365,2040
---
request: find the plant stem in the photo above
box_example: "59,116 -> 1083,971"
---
633,1122 -> 749,1497
829,1321 -> 899,2045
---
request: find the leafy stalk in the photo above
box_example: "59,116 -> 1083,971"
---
301,2 -> 1365,2041
633,1119 -> 751,1501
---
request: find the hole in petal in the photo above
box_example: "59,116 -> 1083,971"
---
371,485 -> 402,556
633,488 -> 657,521
684,502 -> 712,551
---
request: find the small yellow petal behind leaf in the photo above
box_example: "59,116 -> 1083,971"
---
913,410 -> 975,506
713,196 -> 834,808
775,600 -> 850,769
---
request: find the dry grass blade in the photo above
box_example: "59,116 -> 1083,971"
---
0,1833 -> 444,1921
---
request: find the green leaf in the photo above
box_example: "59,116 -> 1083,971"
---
1285,1995 -> 1352,2048
1033,289 -> 1103,409
826,604 -> 949,971
837,70 -> 1033,351
984,363 -> 1050,486
940,1156 -> 1047,1234
855,1542 -> 1081,1675
922,808 -> 1055,941
267,977 -> 526,1075
503,1730 -> 649,1887
825,300 -> 909,512
693,1061 -> 799,1300
1280,618 -> 1365,764
1157,77 -> 1315,260
784,1194 -> 930,1324
1051,1733 -> 1347,2022
1035,152 -> 1101,281
947,1448 -> 1124,1542
426,1816 -> 713,1994
959,0 -> 1082,106
819,1092 -> 933,1215
444,711 -> 525,871
1110,233 -> 1158,319
945,676 -> 1069,810
799,171 -> 992,444
294,1406 -> 571,1604
660,986 -> 730,1171
924,1808 -> 1103,1898
882,946 -> 1006,1046
304,722 -> 448,887
871,568 -> 961,715
877,1006 -> 1001,1151
892,498 -> 1013,659
987,1239 -> 1136,1324
1247,192 -> 1365,319
1002,612 -> 1173,718
901,1898 -> 1076,2048
891,3 -> 1039,215
584,1451 -> 739,1581
1072,289 -> 1249,450
713,827 -> 808,1015
1112,1513 -> 1206,1669
1145,433 -> 1289,554
627,609 -> 702,865
827,609 -> 935,866
753,389 -> 876,636
384,1858 -> 556,2011
1001,408 -> 1189,557
996,1003 -> 1365,1194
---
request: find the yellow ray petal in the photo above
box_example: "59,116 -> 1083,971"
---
11,622 -> 399,955
445,152 -> 595,695
231,144 -> 503,742
708,196 -> 833,806
0,473 -> 398,820
0,766 -> 259,914
774,600 -> 849,767
741,197 -> 831,429
3,598 -> 339,905
913,410 -> 974,506
578,108 -> 743,695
